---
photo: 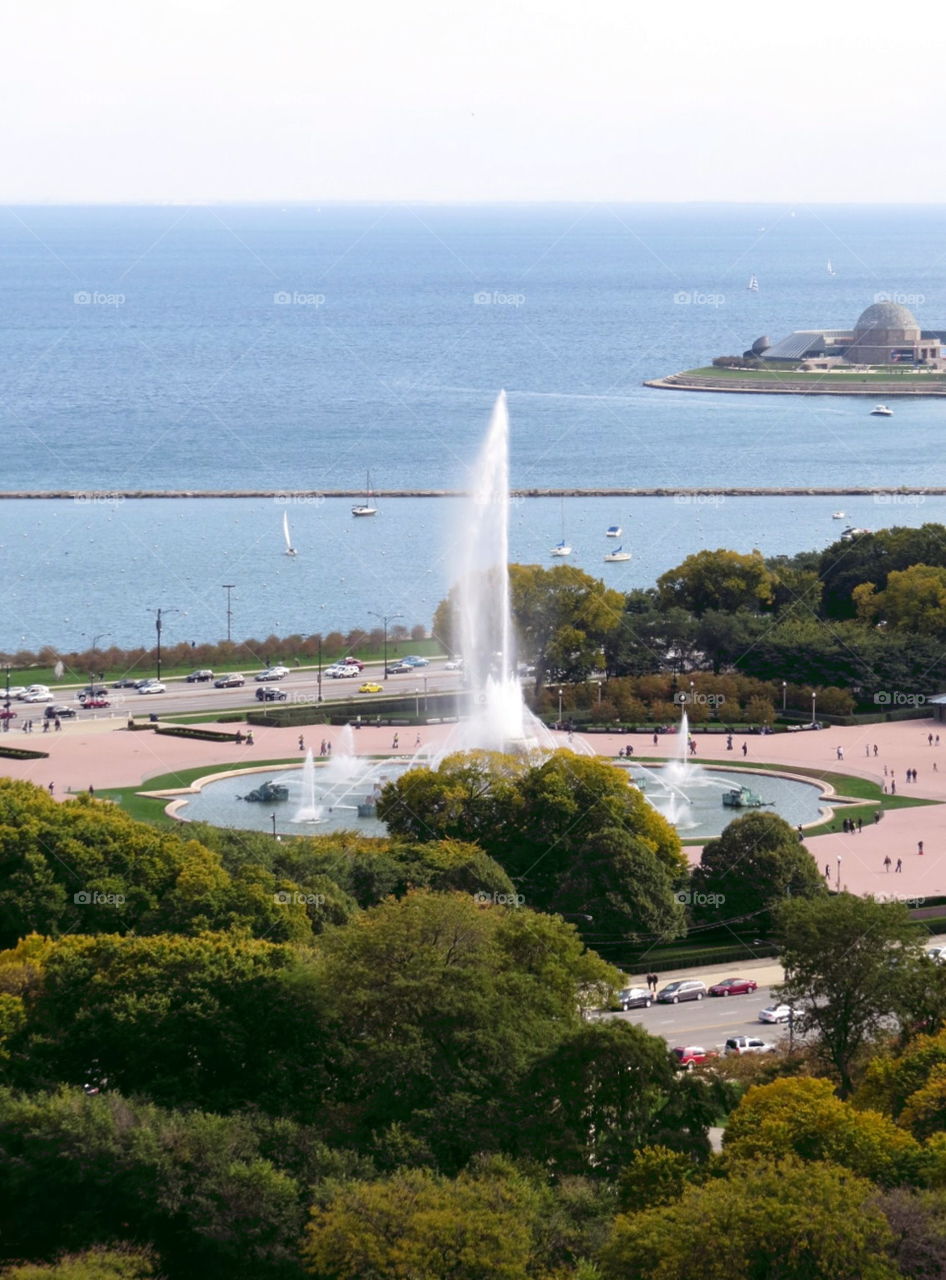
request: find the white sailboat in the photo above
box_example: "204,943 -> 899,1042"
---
827,259 -> 836,276
550,498 -> 572,557
282,510 -> 297,556
352,472 -> 378,517
604,546 -> 631,563
747,274 -> 759,292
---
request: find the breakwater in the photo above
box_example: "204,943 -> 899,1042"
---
3,488 -> 946,499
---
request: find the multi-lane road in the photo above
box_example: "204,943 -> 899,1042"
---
597,986 -> 790,1052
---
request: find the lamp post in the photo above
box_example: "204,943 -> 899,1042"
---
85,632 -> 111,693
150,607 -> 182,681
369,611 -> 403,681
222,585 -> 236,643
557,687 -> 564,727
836,855 -> 842,892
315,633 -> 323,703
271,811 -> 278,839
811,690 -> 817,727
1,664 -> 13,734
782,681 -> 787,713
689,679 -> 695,705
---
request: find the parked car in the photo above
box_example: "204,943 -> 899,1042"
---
725,1035 -> 775,1056
671,1045 -> 716,1070
759,1003 -> 794,1024
112,678 -> 140,688
80,697 -> 111,708
45,705 -> 77,719
386,663 -> 412,675
657,980 -> 707,1004
359,682 -> 383,694
214,674 -> 245,688
401,656 -> 429,667
138,682 -> 166,694
708,977 -> 759,997
614,986 -> 653,1010
185,669 -> 214,683
255,666 -> 289,681
256,686 -> 287,701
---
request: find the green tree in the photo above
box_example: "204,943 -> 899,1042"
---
377,751 -> 524,846
723,1076 -> 928,1187
507,563 -> 624,691
656,548 -> 776,616
856,1026 -> 946,1123
617,1144 -> 705,1211
776,893 -> 925,1095
690,812 -> 826,934
0,1249 -> 159,1280
819,523 -> 946,620
599,1157 -> 899,1280
856,563 -> 946,636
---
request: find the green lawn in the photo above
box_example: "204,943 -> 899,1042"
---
679,366 -> 946,385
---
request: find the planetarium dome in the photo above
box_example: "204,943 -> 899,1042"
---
853,301 -> 920,338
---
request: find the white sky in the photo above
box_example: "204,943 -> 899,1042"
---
1,0 -> 943,203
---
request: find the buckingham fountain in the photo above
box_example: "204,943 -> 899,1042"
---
173,393 -> 825,838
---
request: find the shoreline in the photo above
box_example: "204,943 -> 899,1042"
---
645,374 -> 946,396
3,487 -> 946,499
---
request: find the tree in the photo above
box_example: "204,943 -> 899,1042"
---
776,893 -> 925,1096
599,1157 -> 900,1280
819,524 -> 946,620
656,548 -> 776,616
507,563 -> 624,691
856,1026 -> 946,1123
855,563 -> 946,636
0,1249 -> 159,1280
690,812 -> 826,934
509,1021 -> 719,1179
376,751 -> 524,846
723,1077 -> 928,1187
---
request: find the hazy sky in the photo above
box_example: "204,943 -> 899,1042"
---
2,0 -> 942,203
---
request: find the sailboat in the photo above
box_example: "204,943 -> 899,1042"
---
282,510 -> 297,556
550,498 -> 572,557
747,274 -> 759,292
827,259 -> 836,276
604,546 -> 631,563
351,472 -> 377,517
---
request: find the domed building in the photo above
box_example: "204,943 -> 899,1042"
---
750,299 -> 944,368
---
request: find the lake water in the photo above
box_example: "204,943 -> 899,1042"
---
4,203 -> 946,650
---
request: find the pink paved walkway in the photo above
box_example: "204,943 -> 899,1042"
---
4,712 -> 945,904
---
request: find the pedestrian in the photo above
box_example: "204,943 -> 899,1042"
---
837,746 -> 844,761
865,744 -> 870,757
87,785 -> 94,797
298,735 -> 305,751
415,733 -> 421,747
742,742 -> 747,756
726,735 -> 733,751
929,733 -> 934,746
896,858 -> 903,872
648,972 -> 659,994
246,730 -> 254,745
825,863 -> 831,877
884,765 -> 888,777
934,762 -> 938,773
47,782 -> 54,795
857,818 -> 863,833
919,841 -> 924,855
874,810 -> 881,823
891,780 -> 897,795
842,817 -> 850,833
937,735 -> 941,747
393,733 -> 399,749
327,741 -> 332,754
884,855 -> 892,871
873,744 -> 879,757
626,744 -> 634,756
653,732 -> 658,746
54,718 -> 61,731
42,719 -> 49,734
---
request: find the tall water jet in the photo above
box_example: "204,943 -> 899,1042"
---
293,749 -> 323,823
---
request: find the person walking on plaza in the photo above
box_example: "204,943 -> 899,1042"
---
896,858 -> 903,872
647,972 -> 658,995
884,855 -> 892,872
742,742 -> 748,756
874,744 -> 879,756
836,746 -> 844,761
891,780 -> 897,795
919,841 -> 924,856
298,735 -> 304,751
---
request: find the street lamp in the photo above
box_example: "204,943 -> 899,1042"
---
782,681 -> 787,713
811,690 -> 817,727
369,611 -> 403,681
222,585 -> 236,643
150,607 -> 182,681
557,687 -> 564,726
1,664 -> 14,734
836,855 -> 842,892
313,633 -> 323,703
689,679 -> 695,705
271,811 -> 278,839
84,632 -> 111,692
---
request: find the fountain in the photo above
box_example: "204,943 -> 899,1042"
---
293,750 -> 322,823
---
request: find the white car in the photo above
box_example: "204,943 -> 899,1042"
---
725,1035 -> 776,1056
3,687 -> 26,700
927,946 -> 946,964
327,666 -> 358,678
19,685 -> 50,700
138,682 -> 166,694
444,659 -> 463,671
758,1004 -> 793,1024
21,690 -> 54,703
255,666 -> 289,681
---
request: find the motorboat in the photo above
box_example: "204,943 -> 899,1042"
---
352,471 -> 378,517
604,547 -> 631,562
606,525 -> 622,537
840,526 -> 872,542
871,404 -> 893,417
832,511 -> 845,519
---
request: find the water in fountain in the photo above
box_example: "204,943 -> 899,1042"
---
293,749 -> 323,823
438,391 -> 555,758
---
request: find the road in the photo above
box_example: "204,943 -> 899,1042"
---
597,986 -> 789,1051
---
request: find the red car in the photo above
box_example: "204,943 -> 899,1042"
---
80,697 -> 111,709
341,657 -> 365,670
671,1046 -> 717,1070
708,976 -> 758,997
